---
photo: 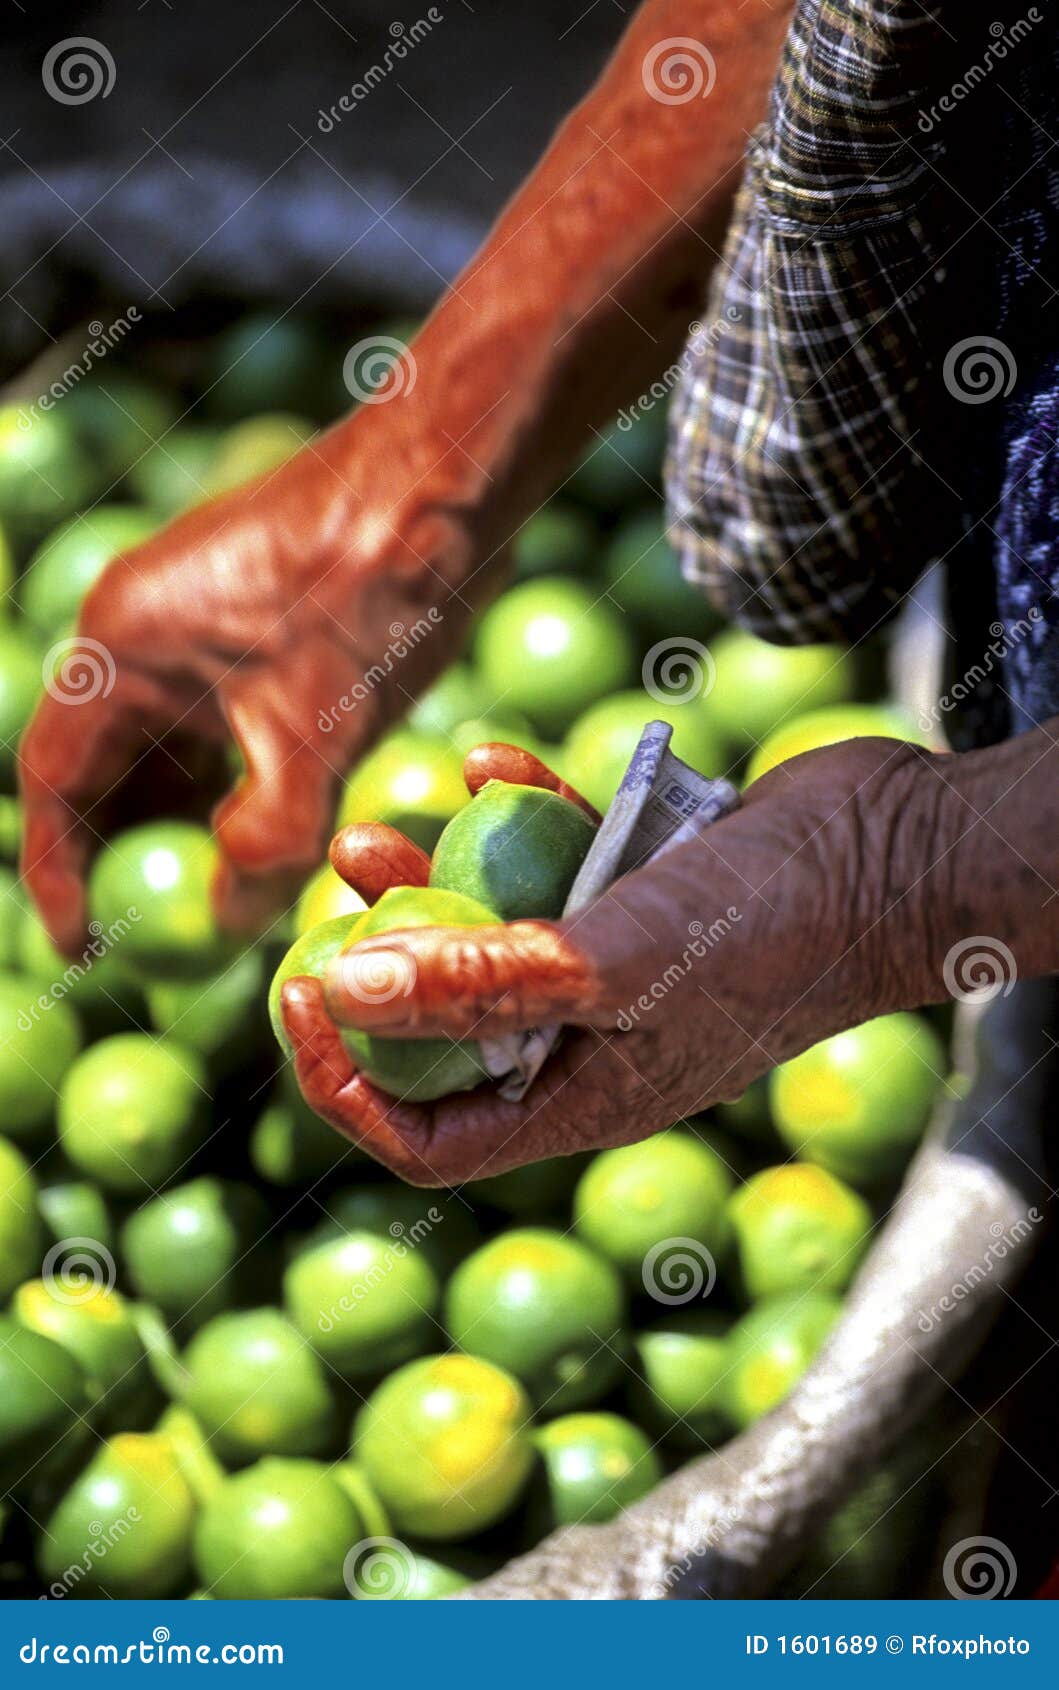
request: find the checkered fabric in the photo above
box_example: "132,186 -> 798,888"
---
667,0 -> 972,643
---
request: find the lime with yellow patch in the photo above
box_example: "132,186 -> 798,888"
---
724,1292 -> 842,1430
269,913 -> 353,1057
0,404 -> 95,537
182,1308 -> 337,1466
430,779 -> 594,921
709,631 -> 857,755
533,1412 -> 662,1526
39,1432 -> 196,1598
353,1353 -> 533,1541
445,1227 -> 626,1409
770,1012 -> 947,1187
204,412 -> 314,495
574,1130 -> 733,1281
89,821 -> 231,980
729,1163 -> 872,1299
193,1457 -> 361,1600
12,1279 -> 149,1425
338,730 -> 467,851
284,1230 -> 441,1379
746,704 -> 923,785
57,1033 -> 207,1194
0,1316 -> 90,1494
294,862 -> 366,935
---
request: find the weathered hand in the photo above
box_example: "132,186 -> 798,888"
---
281,734 -> 945,1186
19,406 -> 480,955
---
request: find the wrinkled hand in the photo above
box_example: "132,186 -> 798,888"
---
281,733 -> 942,1186
19,407 -> 487,955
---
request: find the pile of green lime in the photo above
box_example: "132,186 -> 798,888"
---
0,308 -> 948,1600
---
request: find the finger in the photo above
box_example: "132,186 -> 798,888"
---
463,742 -> 600,824
280,976 -> 448,1185
325,919 -> 604,1039
18,664 -> 164,956
328,823 -> 430,905
214,677 -> 341,932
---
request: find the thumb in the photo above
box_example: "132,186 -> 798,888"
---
324,918 -> 607,1040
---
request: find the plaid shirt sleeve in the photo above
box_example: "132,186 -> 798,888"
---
667,0 -> 966,643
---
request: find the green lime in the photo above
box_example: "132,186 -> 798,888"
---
513,504 -> 597,578
307,1185 -> 479,1281
121,1177 -> 270,1329
248,1081 -> 350,1187
207,313 -> 331,420
205,412 -> 315,496
0,1134 -> 42,1301
746,704 -> 923,784
182,1308 -> 337,1465
0,865 -> 21,965
468,1156 -> 580,1217
724,1292 -> 842,1429
144,944 -> 265,1069
17,901 -> 142,1030
155,1404 -> 226,1505
126,425 -> 223,516
12,1279 -> 149,1425
447,714 -> 546,759
58,1033 -> 206,1193
602,509 -> 719,644
38,1178 -> 113,1257
474,577 -> 636,738
0,519 -> 15,606
0,794 -> 22,860
563,689 -> 723,813
567,409 -> 667,508
338,730 -> 468,851
354,1353 -> 533,1541
21,505 -> 159,634
62,374 -> 179,480
430,780 -> 594,921
0,1315 -> 90,1493
709,630 -> 857,754
350,1542 -> 470,1600
730,1164 -> 872,1299
338,886 -> 499,1103
333,1459 -> 392,1538
294,862 -> 366,936
269,913 -> 355,1057
0,405 -> 95,537
534,1412 -> 661,1526
445,1227 -> 625,1409
193,1457 -> 360,1599
0,970 -> 83,1144
632,1312 -> 732,1448
39,1432 -> 195,1598
284,1230 -> 440,1379
0,623 -> 44,788
89,820 -> 230,980
771,1012 -> 947,1187
408,664 -> 494,737
573,1130 -> 733,1281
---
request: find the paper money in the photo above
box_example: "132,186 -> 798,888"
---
479,720 -> 741,1100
